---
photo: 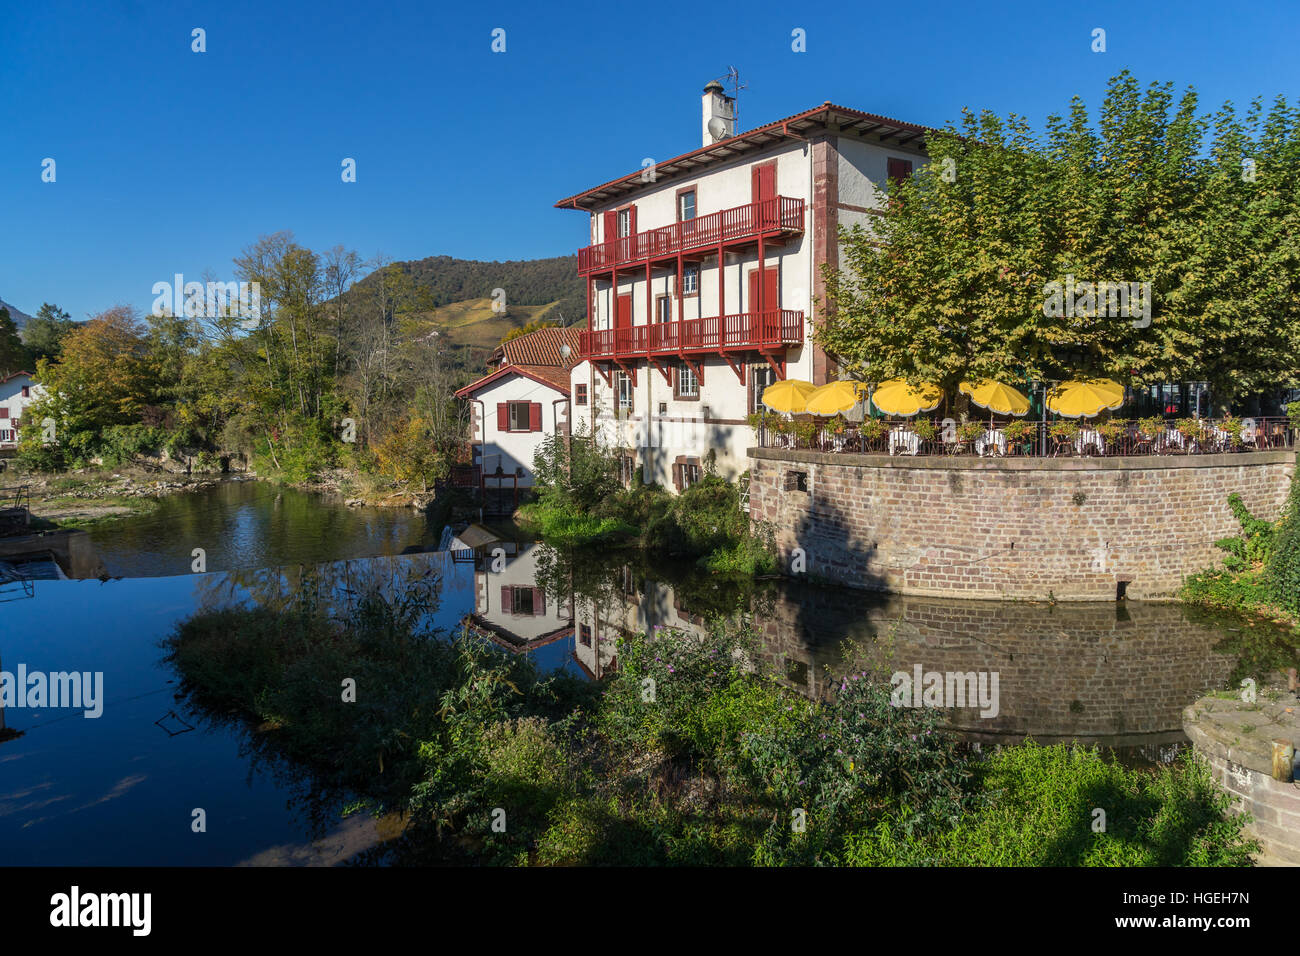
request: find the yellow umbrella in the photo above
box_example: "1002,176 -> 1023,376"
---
1046,379 -> 1125,419
804,380 -> 870,416
761,378 -> 817,414
959,380 -> 1031,417
871,379 -> 942,417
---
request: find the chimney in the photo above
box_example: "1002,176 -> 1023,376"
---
701,80 -> 736,146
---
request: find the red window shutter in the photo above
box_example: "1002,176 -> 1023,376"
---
532,588 -> 544,615
628,205 -> 637,234
501,585 -> 512,613
497,403 -> 509,431
603,210 -> 616,241
0,408 -> 8,420
529,403 -> 542,431
887,158 -> 913,186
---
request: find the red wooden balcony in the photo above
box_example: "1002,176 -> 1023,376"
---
579,309 -> 803,361
577,197 -> 805,275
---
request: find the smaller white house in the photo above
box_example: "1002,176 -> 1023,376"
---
460,542 -> 573,654
456,327 -> 581,494
0,372 -> 44,450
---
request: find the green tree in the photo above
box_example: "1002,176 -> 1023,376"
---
0,308 -> 29,375
23,303 -> 76,362
819,72 -> 1300,404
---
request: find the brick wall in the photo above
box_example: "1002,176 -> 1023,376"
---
751,584 -> 1237,747
748,448 -> 1296,601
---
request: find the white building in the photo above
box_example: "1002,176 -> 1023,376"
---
555,84 -> 933,490
460,542 -> 574,655
0,372 -> 44,450
455,327 -> 582,501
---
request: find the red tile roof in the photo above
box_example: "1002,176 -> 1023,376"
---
456,327 -> 582,399
491,326 -> 582,368
555,102 -> 938,210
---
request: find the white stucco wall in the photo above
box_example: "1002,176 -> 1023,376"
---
572,131 -> 929,493
468,372 -> 569,486
0,374 -> 45,449
472,543 -> 572,644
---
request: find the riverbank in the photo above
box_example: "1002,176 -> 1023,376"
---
18,469 -> 225,527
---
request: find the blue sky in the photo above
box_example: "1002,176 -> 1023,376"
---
2,0 -> 1298,321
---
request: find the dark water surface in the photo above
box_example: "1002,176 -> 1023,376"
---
2,484 -> 1294,864
86,480 -> 438,578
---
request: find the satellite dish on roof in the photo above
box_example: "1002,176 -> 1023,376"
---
707,116 -> 728,142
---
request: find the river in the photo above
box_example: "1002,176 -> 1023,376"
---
0,480 -> 1292,864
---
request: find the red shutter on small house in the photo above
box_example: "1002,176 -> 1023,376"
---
887,158 -> 913,186
532,588 -> 544,615
501,585 -> 512,613
529,403 -> 542,431
603,210 -> 617,241
628,205 -> 637,234
497,403 -> 509,431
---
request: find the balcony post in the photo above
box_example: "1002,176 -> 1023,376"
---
645,260 -> 652,363
758,233 -> 765,346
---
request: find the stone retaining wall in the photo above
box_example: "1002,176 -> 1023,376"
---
747,448 -> 1296,601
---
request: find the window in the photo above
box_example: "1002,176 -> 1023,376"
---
616,372 -> 634,414
0,408 -> 8,420
750,364 -> 777,413
675,363 -> 700,400
618,453 -> 637,487
674,458 -> 703,491
579,624 -> 592,647
677,189 -> 696,221
616,208 -> 632,237
576,384 -> 588,406
784,470 -> 809,493
508,401 -> 532,432
21,386 -> 29,398
682,265 -> 698,295
511,587 -> 535,615
655,295 -> 671,323
887,157 -> 913,187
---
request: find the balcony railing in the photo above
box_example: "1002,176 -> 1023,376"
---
580,310 -> 803,362
577,197 -> 805,274
756,417 -> 1296,459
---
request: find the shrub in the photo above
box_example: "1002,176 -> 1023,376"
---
842,743 -> 1258,866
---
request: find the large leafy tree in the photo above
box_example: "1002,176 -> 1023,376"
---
819,72 -> 1300,410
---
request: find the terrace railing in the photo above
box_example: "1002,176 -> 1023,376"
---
755,417 -> 1296,459
580,309 -> 803,361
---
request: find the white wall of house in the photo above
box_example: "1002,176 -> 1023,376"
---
468,373 -> 569,486
0,374 -> 45,449
472,543 -> 572,644
572,127 -> 929,493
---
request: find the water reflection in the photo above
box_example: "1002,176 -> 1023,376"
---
473,544 -> 1300,761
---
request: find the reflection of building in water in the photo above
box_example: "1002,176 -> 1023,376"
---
753,585 -> 1240,750
570,568 -> 716,678
460,543 -> 573,655
569,565 -> 1243,753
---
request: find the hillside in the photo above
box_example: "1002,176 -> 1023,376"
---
406,297 -> 569,372
384,254 -> 584,325
356,254 -> 585,374
0,299 -> 33,329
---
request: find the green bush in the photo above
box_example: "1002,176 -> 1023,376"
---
842,743 -> 1258,866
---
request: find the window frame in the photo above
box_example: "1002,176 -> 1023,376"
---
575,383 -> 588,406
507,400 -> 532,432
674,362 -> 701,401
676,186 -> 697,222
681,265 -> 699,297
